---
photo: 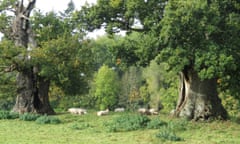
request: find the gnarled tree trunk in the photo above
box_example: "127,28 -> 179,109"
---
11,0 -> 54,114
174,69 -> 227,121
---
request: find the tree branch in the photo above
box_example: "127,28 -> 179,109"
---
23,0 -> 36,17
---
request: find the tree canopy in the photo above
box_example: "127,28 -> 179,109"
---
159,0 -> 240,96
0,0 -> 239,118
76,0 -> 167,34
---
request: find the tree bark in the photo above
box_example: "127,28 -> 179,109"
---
174,68 -> 227,121
11,0 -> 54,114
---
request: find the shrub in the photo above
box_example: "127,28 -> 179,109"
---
147,117 -> 167,129
155,120 -> 187,141
156,126 -> 183,141
19,113 -> 40,121
0,111 -> 19,119
106,114 -> 150,132
219,93 -> 239,116
35,115 -> 61,124
0,100 -> 15,111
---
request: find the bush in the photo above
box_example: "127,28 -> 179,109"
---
19,113 -> 40,121
106,114 -> 150,132
0,111 -> 19,119
156,126 -> 183,141
155,120 -> 187,141
147,117 -> 167,129
35,115 -> 61,124
0,100 -> 15,111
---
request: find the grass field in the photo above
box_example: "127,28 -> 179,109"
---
0,111 -> 239,144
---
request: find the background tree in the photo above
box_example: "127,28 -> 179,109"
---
159,0 -> 240,120
91,65 -> 120,110
143,59 -> 178,112
120,66 -> 144,109
31,10 -> 92,95
77,0 -> 166,66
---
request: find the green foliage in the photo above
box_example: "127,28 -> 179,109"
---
143,59 -> 178,112
156,120 -> 187,141
0,72 -> 16,111
77,0 -> 167,33
116,32 -> 160,67
0,0 -> 16,38
35,115 -> 61,124
30,10 -> 93,95
139,84 -> 150,106
120,66 -> 145,109
156,127 -> 183,141
88,36 -> 122,71
159,0 -> 240,91
106,113 -> 170,132
0,111 -> 19,119
19,113 -> 40,121
92,65 -> 120,110
147,117 -> 167,129
219,92 -> 239,116
106,114 -> 150,132
32,34 -> 91,95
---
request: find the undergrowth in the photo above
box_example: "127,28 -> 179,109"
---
105,113 -> 187,142
19,113 -> 40,121
156,120 -> 188,141
0,111 -> 19,119
105,114 -> 150,132
35,115 -> 61,124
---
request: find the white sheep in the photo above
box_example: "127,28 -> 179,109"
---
138,108 -> 150,115
68,108 -> 87,115
114,107 -> 125,112
97,109 -> 109,116
149,108 -> 159,115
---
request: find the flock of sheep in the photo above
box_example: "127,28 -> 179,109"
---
67,107 -> 159,116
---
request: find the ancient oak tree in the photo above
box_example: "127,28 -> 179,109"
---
160,0 -> 240,120
11,0 -> 54,114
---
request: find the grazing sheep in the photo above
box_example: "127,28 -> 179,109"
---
149,108 -> 159,115
97,109 -> 109,116
68,108 -> 87,115
170,109 -> 176,116
138,108 -> 150,115
114,108 -> 125,112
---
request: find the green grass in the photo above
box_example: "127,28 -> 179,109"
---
0,111 -> 239,144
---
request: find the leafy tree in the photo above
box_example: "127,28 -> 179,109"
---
120,66 -> 144,109
1,0 -> 56,114
77,1 -> 166,67
158,0 -> 240,120
31,10 -> 94,95
92,65 -> 120,110
143,59 -> 178,112
0,0 -> 92,114
88,36 -> 121,71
